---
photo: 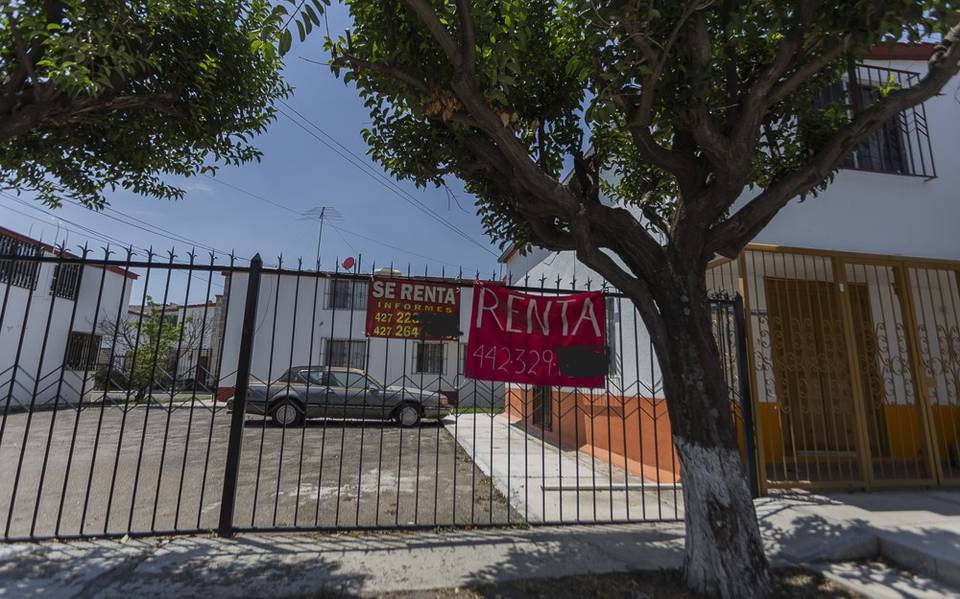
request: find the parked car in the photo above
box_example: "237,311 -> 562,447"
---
226,366 -> 453,427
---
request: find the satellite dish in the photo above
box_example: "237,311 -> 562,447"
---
342,256 -> 356,270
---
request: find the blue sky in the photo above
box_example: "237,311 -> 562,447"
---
0,5 -> 502,278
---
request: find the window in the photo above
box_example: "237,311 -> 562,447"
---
326,279 -> 367,310
853,86 -> 907,174
814,67 -> 931,178
306,369 -> 328,385
324,339 -> 367,369
329,370 -> 369,389
458,343 -> 467,376
65,332 -> 102,370
50,263 -> 81,300
0,234 -> 41,290
415,343 -> 444,374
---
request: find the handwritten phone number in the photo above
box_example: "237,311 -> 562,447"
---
470,344 -> 558,376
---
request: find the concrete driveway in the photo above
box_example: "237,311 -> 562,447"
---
0,404 -> 515,539
448,413 -> 683,524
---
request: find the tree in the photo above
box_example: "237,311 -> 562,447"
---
294,2 -> 960,596
98,298 -> 204,400
0,0 -> 290,208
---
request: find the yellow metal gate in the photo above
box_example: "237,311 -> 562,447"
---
707,246 -> 960,491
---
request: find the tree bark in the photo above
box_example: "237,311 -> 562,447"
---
632,255 -> 770,598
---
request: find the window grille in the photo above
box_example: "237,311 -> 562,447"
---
65,332 -> 102,370
0,234 -> 41,290
817,64 -> 935,178
415,343 -> 444,374
50,263 -> 81,300
326,278 -> 367,310
324,339 -> 367,369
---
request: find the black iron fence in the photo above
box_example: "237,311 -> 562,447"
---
0,247 -> 752,541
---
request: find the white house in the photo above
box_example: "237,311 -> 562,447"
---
499,43 -> 960,492
216,269 -> 505,408
0,226 -> 137,410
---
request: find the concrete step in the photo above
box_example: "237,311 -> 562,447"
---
814,560 -> 960,599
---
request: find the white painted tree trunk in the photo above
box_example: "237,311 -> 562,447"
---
677,439 -> 771,598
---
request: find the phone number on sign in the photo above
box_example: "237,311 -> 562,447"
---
370,324 -> 422,337
470,344 -> 558,376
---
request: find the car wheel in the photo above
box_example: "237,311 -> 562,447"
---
395,404 -> 420,427
271,399 -> 304,427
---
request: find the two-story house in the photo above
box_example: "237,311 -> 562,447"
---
500,43 -> 960,493
0,226 -> 137,410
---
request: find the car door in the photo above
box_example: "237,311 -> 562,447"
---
363,375 -> 391,418
333,371 -> 373,418
303,368 -> 347,419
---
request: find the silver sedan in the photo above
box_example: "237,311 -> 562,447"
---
227,366 -> 453,427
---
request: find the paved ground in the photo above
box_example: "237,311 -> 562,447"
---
449,414 -> 683,524
0,405 -> 514,539
2,491 -> 959,598
0,523 -> 686,598
756,489 -> 960,595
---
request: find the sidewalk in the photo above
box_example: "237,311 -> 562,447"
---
446,414 -> 683,523
756,489 -> 960,596
3,490 -> 959,597
0,491 -> 960,599
1,523 -> 685,598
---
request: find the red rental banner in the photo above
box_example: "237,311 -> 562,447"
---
465,282 -> 608,388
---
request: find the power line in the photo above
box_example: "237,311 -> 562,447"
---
327,222 -> 468,271
0,194 -> 225,291
203,175 -> 488,271
276,100 -> 498,257
278,102 -> 494,254
59,198 -> 237,260
204,175 -> 301,216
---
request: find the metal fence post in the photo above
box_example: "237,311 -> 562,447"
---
732,294 -> 760,498
218,254 -> 262,537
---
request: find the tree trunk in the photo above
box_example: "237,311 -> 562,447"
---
633,259 -> 771,598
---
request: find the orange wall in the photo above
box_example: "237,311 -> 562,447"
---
505,388 -> 680,482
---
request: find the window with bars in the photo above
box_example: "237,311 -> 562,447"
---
324,339 -> 367,369
326,278 -> 367,310
50,263 -> 81,300
815,66 -> 933,178
415,343 -> 444,374
0,234 -> 41,290
65,332 -> 102,370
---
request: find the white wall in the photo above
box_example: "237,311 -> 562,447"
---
748,59 -> 960,260
0,258 -> 134,409
217,272 -> 505,407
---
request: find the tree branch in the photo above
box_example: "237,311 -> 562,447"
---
332,53 -> 432,94
0,93 -> 182,140
402,0 -> 462,69
455,0 -> 476,77
706,22 -> 960,258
